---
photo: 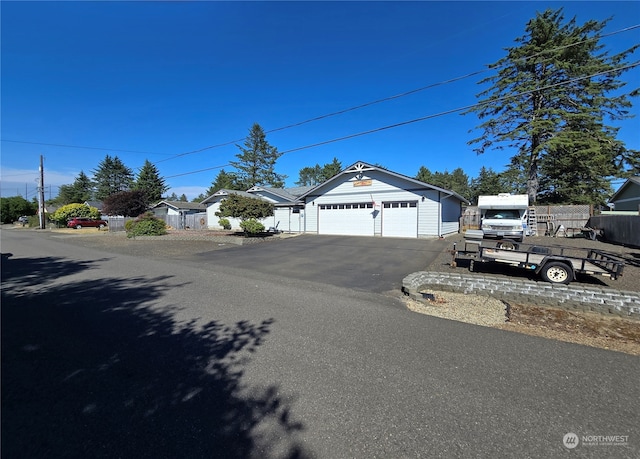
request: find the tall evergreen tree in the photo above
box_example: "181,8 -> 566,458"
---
295,159 -> 342,186
469,167 -> 504,204
231,123 -> 286,189
466,8 -> 638,203
415,166 -> 433,184
296,164 -> 323,187
194,169 -> 240,202
416,166 -> 471,199
92,155 -> 134,200
135,160 -> 168,205
55,171 -> 94,205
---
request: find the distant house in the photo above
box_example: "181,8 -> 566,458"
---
246,185 -> 313,233
201,190 -> 268,231
608,177 -> 640,212
150,200 -> 206,217
84,201 -> 104,213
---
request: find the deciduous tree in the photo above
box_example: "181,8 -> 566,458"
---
103,190 -> 148,217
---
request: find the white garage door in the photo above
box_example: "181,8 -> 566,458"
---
318,203 -> 375,236
382,201 -> 418,238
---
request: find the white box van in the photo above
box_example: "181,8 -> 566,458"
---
477,194 -> 529,242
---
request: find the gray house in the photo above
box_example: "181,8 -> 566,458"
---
609,177 -> 640,212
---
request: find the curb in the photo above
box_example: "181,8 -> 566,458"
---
402,271 -> 640,321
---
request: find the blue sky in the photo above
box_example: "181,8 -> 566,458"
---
2,1 -> 638,201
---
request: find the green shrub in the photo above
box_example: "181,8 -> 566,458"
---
51,203 -> 100,225
218,218 -> 231,230
239,218 -> 265,235
126,212 -> 167,238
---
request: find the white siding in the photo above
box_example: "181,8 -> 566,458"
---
303,167 -> 463,238
418,190 -> 440,237
273,207 -> 304,233
440,194 -> 461,235
206,202 -> 243,230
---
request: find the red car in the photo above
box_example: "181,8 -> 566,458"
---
67,217 -> 108,229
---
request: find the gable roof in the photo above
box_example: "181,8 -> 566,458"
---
200,188 -> 265,204
298,161 -> 469,204
246,186 -> 314,203
84,200 -> 104,210
609,176 -> 640,203
151,200 -> 206,211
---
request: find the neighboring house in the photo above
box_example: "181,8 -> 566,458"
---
608,177 -> 640,212
84,201 -> 104,213
201,189 -> 264,230
150,200 -> 207,229
150,200 -> 206,217
299,161 -> 468,238
247,185 -> 313,233
201,161 -> 467,238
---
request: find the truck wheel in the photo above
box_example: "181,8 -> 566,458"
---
541,262 -> 572,284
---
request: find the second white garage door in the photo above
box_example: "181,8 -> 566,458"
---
318,203 -> 375,236
382,201 -> 418,238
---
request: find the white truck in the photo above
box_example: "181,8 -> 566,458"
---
477,193 -> 529,242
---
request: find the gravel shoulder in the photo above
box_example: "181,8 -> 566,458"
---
409,233 -> 640,356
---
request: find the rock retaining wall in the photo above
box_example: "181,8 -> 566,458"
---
402,272 -> 640,321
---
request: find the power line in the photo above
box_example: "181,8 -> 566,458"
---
162,62 -> 639,180
4,23 -> 637,168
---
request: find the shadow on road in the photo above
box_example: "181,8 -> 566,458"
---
1,253 -> 310,458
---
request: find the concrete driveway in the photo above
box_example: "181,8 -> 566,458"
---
192,234 -> 449,294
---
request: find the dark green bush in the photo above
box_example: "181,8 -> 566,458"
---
239,218 -> 265,235
126,212 -> 167,238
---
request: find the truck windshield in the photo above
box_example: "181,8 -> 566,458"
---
485,210 -> 521,219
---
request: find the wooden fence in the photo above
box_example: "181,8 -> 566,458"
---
587,215 -> 640,248
107,212 -> 208,232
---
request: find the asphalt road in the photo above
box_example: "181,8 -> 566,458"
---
2,228 -> 639,458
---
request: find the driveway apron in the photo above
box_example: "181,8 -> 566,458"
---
192,234 -> 449,293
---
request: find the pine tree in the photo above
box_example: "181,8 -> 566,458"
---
194,170 -> 240,202
93,155 -> 134,200
55,171 -> 94,205
135,160 -> 168,205
469,167 -> 504,204
466,8 -> 638,203
416,166 -> 433,184
231,123 -> 286,189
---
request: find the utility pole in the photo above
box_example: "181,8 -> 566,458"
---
39,155 -> 46,229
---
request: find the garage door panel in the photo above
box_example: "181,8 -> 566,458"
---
382,201 -> 417,238
318,203 -> 375,236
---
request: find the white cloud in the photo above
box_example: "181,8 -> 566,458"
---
0,166 -> 78,198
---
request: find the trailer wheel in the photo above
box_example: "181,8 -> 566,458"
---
469,260 -> 475,272
541,262 -> 572,284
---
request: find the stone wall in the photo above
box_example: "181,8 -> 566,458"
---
402,271 -> 640,321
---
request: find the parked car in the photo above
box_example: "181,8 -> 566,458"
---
18,216 -> 29,224
67,217 -> 108,229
